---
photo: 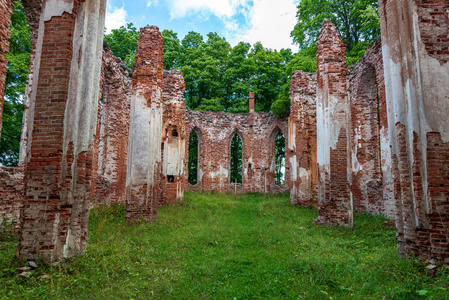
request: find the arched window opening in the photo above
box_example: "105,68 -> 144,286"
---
188,130 -> 199,185
275,131 -> 285,185
230,133 -> 243,184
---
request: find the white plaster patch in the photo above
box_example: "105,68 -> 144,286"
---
43,0 -> 74,21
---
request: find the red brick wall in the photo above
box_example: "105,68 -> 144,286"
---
288,70 -> 318,206
0,0 -> 13,136
0,167 -> 23,230
380,0 -> 449,263
315,19 -> 352,227
184,110 -> 290,194
415,0 -> 449,63
349,39 -> 394,218
96,45 -> 132,206
20,12 -> 77,261
18,0 -> 106,262
126,26 -> 164,222
161,69 -> 186,205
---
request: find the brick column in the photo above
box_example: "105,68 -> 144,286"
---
96,45 -> 132,206
249,91 -> 255,113
161,69 -> 186,204
380,0 -> 449,263
315,20 -> 352,227
126,26 -> 164,222
0,0 -> 13,136
19,0 -> 106,262
288,70 -> 318,206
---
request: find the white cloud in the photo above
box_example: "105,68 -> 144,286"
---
147,0 -> 159,8
166,0 -> 250,20
105,4 -> 127,33
233,0 -> 299,51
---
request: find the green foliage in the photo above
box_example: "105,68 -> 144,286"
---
1,193 -> 448,299
103,23 -> 139,68
230,133 -> 243,184
0,1 -> 31,166
188,130 -> 198,185
161,29 -> 182,70
274,132 -> 285,184
291,0 -> 380,52
271,48 -> 317,117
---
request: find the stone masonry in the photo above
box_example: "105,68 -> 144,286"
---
379,0 -> 449,263
185,107 -> 290,194
96,44 -> 132,206
126,26 -> 164,222
315,19 -> 353,227
161,69 -> 186,205
18,0 -> 106,261
288,70 -> 318,206
0,167 -> 23,230
349,39 -> 394,218
0,0 -> 13,136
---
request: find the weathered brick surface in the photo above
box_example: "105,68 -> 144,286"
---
161,69 -> 186,205
288,70 -> 318,206
349,39 -> 394,218
126,26 -> 163,222
0,167 -> 23,230
18,0 -> 106,261
0,0 -> 13,136
96,45 -> 132,206
380,0 -> 449,263
315,20 -> 352,227
415,0 -> 449,63
184,107 -> 290,194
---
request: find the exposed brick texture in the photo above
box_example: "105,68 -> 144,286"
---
0,0 -> 13,136
184,108 -> 290,194
380,0 -> 449,263
415,0 -> 449,63
288,70 -> 318,206
18,0 -> 106,262
161,69 -> 186,205
315,20 -> 352,227
0,167 -> 23,230
96,45 -> 132,206
349,39 -> 394,218
126,26 -> 164,222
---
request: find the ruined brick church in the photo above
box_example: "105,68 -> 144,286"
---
0,0 -> 448,265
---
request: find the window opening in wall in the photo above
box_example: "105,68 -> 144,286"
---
172,129 -> 178,137
188,130 -> 198,185
275,131 -> 285,185
167,175 -> 174,183
230,133 -> 243,184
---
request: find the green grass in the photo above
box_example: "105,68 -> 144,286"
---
1,191 -> 448,299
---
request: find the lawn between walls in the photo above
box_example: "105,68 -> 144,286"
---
1,191 -> 448,299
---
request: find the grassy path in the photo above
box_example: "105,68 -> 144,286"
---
1,192 -> 448,299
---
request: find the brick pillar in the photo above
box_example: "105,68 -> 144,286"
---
0,0 -> 13,137
315,19 -> 352,227
161,69 -> 186,204
349,39 -> 394,218
288,70 -> 318,206
249,91 -> 255,113
126,26 -> 164,222
18,0 -> 106,262
380,0 -> 449,263
96,45 -> 132,206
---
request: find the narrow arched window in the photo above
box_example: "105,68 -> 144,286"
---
188,130 -> 198,185
230,133 -> 243,184
275,131 -> 285,185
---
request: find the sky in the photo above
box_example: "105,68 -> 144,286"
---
105,0 -> 300,52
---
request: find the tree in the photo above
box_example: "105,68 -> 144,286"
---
103,23 -> 140,68
0,1 -> 31,166
291,0 -> 380,53
162,29 -> 182,70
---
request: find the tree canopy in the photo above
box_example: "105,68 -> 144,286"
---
0,1 -> 31,166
